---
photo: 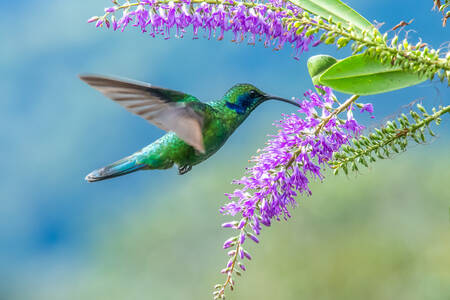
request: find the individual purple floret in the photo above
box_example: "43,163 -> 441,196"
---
92,0 -> 316,59
360,103 -> 374,114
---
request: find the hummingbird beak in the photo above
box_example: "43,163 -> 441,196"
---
264,95 -> 300,108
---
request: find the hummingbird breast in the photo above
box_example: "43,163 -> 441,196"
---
178,116 -> 232,166
135,105 -> 243,170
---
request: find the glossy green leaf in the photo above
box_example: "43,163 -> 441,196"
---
288,0 -> 373,32
307,54 -> 338,86
318,54 -> 427,95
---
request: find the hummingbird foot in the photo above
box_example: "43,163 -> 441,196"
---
178,165 -> 192,175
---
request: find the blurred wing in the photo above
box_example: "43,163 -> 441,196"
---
79,74 -> 205,153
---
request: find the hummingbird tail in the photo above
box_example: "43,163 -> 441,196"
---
85,156 -> 147,182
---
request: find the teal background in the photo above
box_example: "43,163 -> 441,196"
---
1,1 -> 449,299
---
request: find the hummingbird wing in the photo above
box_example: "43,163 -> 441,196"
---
79,74 -> 206,153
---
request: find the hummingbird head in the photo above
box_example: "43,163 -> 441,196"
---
224,84 -> 299,115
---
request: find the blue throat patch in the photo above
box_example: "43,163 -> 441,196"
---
226,101 -> 246,115
226,94 -> 254,115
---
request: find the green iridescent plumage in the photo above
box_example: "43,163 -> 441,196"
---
80,74 -> 299,182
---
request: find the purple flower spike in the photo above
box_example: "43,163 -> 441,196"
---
93,0 -> 317,60
219,88 -> 373,286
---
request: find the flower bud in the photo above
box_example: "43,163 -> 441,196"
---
247,233 -> 259,244
87,16 -> 100,23
239,232 -> 246,244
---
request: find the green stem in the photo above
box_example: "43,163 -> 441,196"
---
332,105 -> 450,170
286,15 -> 450,77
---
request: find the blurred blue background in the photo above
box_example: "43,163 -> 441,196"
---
1,1 -> 449,299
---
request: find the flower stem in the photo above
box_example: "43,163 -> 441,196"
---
315,95 -> 360,135
217,223 -> 247,299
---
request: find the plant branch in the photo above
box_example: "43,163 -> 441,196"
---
331,105 -> 450,173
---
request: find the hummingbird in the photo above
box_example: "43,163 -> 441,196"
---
80,74 -> 300,182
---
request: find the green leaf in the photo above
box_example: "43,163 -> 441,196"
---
307,55 -> 338,86
318,54 -> 427,95
288,0 -> 373,32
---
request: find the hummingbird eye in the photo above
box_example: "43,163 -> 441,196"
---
249,90 -> 258,98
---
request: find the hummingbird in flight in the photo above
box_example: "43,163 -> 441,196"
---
80,74 -> 300,182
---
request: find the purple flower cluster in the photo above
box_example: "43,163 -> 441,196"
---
90,0 -> 316,59
221,87 -> 365,227
215,88 -> 372,297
